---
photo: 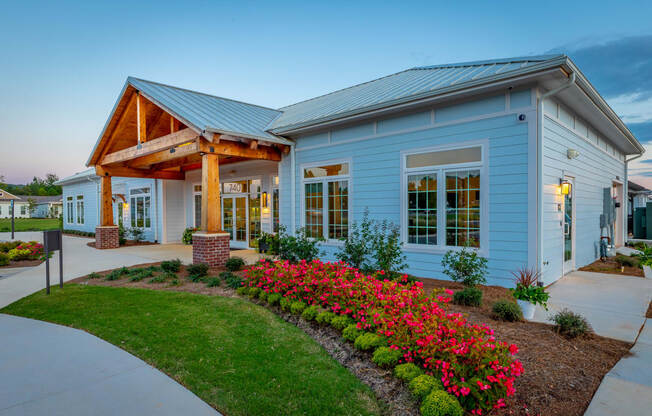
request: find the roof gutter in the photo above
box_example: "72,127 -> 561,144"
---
537,72 -> 576,278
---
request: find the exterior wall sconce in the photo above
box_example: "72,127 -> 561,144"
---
262,192 -> 268,208
567,149 -> 580,159
559,179 -> 571,195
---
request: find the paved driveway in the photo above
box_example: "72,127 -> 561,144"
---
0,314 -> 220,416
531,271 -> 652,343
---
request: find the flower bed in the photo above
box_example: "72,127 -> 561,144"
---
0,240 -> 45,267
244,259 -> 522,414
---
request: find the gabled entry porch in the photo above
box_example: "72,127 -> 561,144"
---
86,77 -> 291,266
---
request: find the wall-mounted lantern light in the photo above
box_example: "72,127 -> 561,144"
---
262,191 -> 268,208
559,179 -> 571,195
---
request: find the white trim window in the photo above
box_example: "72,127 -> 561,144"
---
76,195 -> 84,224
129,187 -> 151,228
302,161 -> 350,240
272,176 -> 280,233
192,184 -> 201,228
402,143 -> 486,251
66,196 -> 74,224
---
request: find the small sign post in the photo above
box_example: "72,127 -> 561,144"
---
43,230 -> 63,294
10,200 -> 14,240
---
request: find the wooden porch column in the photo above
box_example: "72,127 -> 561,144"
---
101,175 -> 113,226
201,153 -> 221,232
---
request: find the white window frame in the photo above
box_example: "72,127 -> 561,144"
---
75,195 -> 84,224
400,140 -> 489,255
300,158 -> 352,243
192,183 -> 202,228
66,196 -> 74,224
271,175 -> 280,233
129,187 -> 152,229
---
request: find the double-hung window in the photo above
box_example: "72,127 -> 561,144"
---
272,176 -> 280,233
66,196 -> 74,223
76,195 -> 84,224
129,187 -> 151,228
302,161 -> 350,240
403,144 -> 484,250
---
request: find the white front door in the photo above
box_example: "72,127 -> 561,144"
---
563,176 -> 575,274
222,195 -> 249,249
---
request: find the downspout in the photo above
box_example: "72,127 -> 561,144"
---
537,72 -> 576,275
153,178 -> 159,243
290,143 -> 296,235
624,153 -> 643,244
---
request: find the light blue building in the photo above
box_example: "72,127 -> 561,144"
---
58,55 -> 644,285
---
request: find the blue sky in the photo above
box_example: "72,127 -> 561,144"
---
1,0 -> 651,185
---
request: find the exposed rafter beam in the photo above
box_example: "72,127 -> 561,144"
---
137,92 -> 147,143
129,141 -> 199,168
98,91 -> 137,162
101,128 -> 197,165
198,138 -> 281,161
96,165 -> 185,181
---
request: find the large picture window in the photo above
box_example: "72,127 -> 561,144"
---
130,187 -> 151,228
302,161 -> 350,240
403,145 -> 484,250
76,195 -> 84,224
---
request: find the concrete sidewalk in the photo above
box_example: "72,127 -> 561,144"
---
0,314 -> 220,416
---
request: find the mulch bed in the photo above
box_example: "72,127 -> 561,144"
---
0,259 -> 43,269
86,240 -> 157,249
579,258 -> 644,277
73,263 -> 632,416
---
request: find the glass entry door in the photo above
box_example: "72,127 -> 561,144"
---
563,177 -> 575,274
222,196 -> 248,248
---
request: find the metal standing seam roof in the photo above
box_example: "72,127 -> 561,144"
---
268,55 -> 565,132
127,77 -> 289,144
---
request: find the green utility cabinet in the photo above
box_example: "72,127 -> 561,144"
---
634,202 -> 652,239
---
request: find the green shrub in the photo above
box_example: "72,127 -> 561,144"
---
248,287 -> 261,299
277,226 -> 323,263
267,293 -> 281,306
315,311 -> 336,324
205,277 -> 221,287
219,271 -> 242,289
551,309 -> 592,338
161,259 -> 182,273
342,324 -> 362,341
236,286 -> 249,296
149,275 -> 167,283
409,374 -> 443,400
105,267 -> 128,281
0,252 -> 9,266
615,255 -> 638,268
452,287 -> 482,306
290,301 -> 307,315
420,390 -> 463,416
187,273 -> 203,283
372,347 -> 402,368
394,363 -> 423,382
441,245 -> 488,287
168,278 -> 180,286
86,272 -> 101,279
186,263 -> 209,277
511,283 -> 550,309
301,305 -> 319,321
279,297 -> 292,311
182,227 -> 198,245
492,300 -> 522,322
331,315 -> 352,330
258,290 -> 268,302
225,256 -> 245,272
354,333 -> 384,351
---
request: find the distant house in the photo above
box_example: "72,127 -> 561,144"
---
58,55 -> 645,285
0,190 -> 30,219
29,195 -> 63,218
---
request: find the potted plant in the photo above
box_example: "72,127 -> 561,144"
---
510,267 -> 549,319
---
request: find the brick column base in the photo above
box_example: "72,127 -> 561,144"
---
192,232 -> 230,267
95,226 -> 119,249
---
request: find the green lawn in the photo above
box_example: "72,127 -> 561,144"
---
0,218 -> 60,232
2,285 -> 381,416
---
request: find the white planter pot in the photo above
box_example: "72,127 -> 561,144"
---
517,299 -> 536,320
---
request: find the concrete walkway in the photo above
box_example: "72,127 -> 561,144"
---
0,231 -> 263,308
0,314 -> 220,416
532,271 -> 652,343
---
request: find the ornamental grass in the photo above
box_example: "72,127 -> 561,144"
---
244,259 -> 522,413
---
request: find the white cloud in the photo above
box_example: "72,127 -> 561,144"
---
607,93 -> 652,124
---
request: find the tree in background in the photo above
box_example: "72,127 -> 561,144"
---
27,198 -> 37,215
0,173 -> 62,196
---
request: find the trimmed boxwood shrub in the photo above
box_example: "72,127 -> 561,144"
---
331,315 -> 353,331
225,256 -> 245,271
409,374 -> 443,400
279,297 -> 292,311
301,305 -> 319,321
236,286 -> 249,296
267,293 -> 281,306
394,363 -> 423,382
492,300 -> 522,322
420,390 -> 463,416
452,287 -> 482,307
248,287 -> 261,299
342,324 -> 362,341
290,301 -> 307,315
354,332 -> 384,351
372,346 -> 402,368
258,290 -> 268,302
315,311 -> 336,324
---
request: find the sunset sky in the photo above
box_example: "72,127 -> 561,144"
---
1,0 -> 651,186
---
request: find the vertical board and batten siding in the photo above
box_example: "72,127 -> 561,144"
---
281,89 -> 534,285
541,98 -> 625,284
